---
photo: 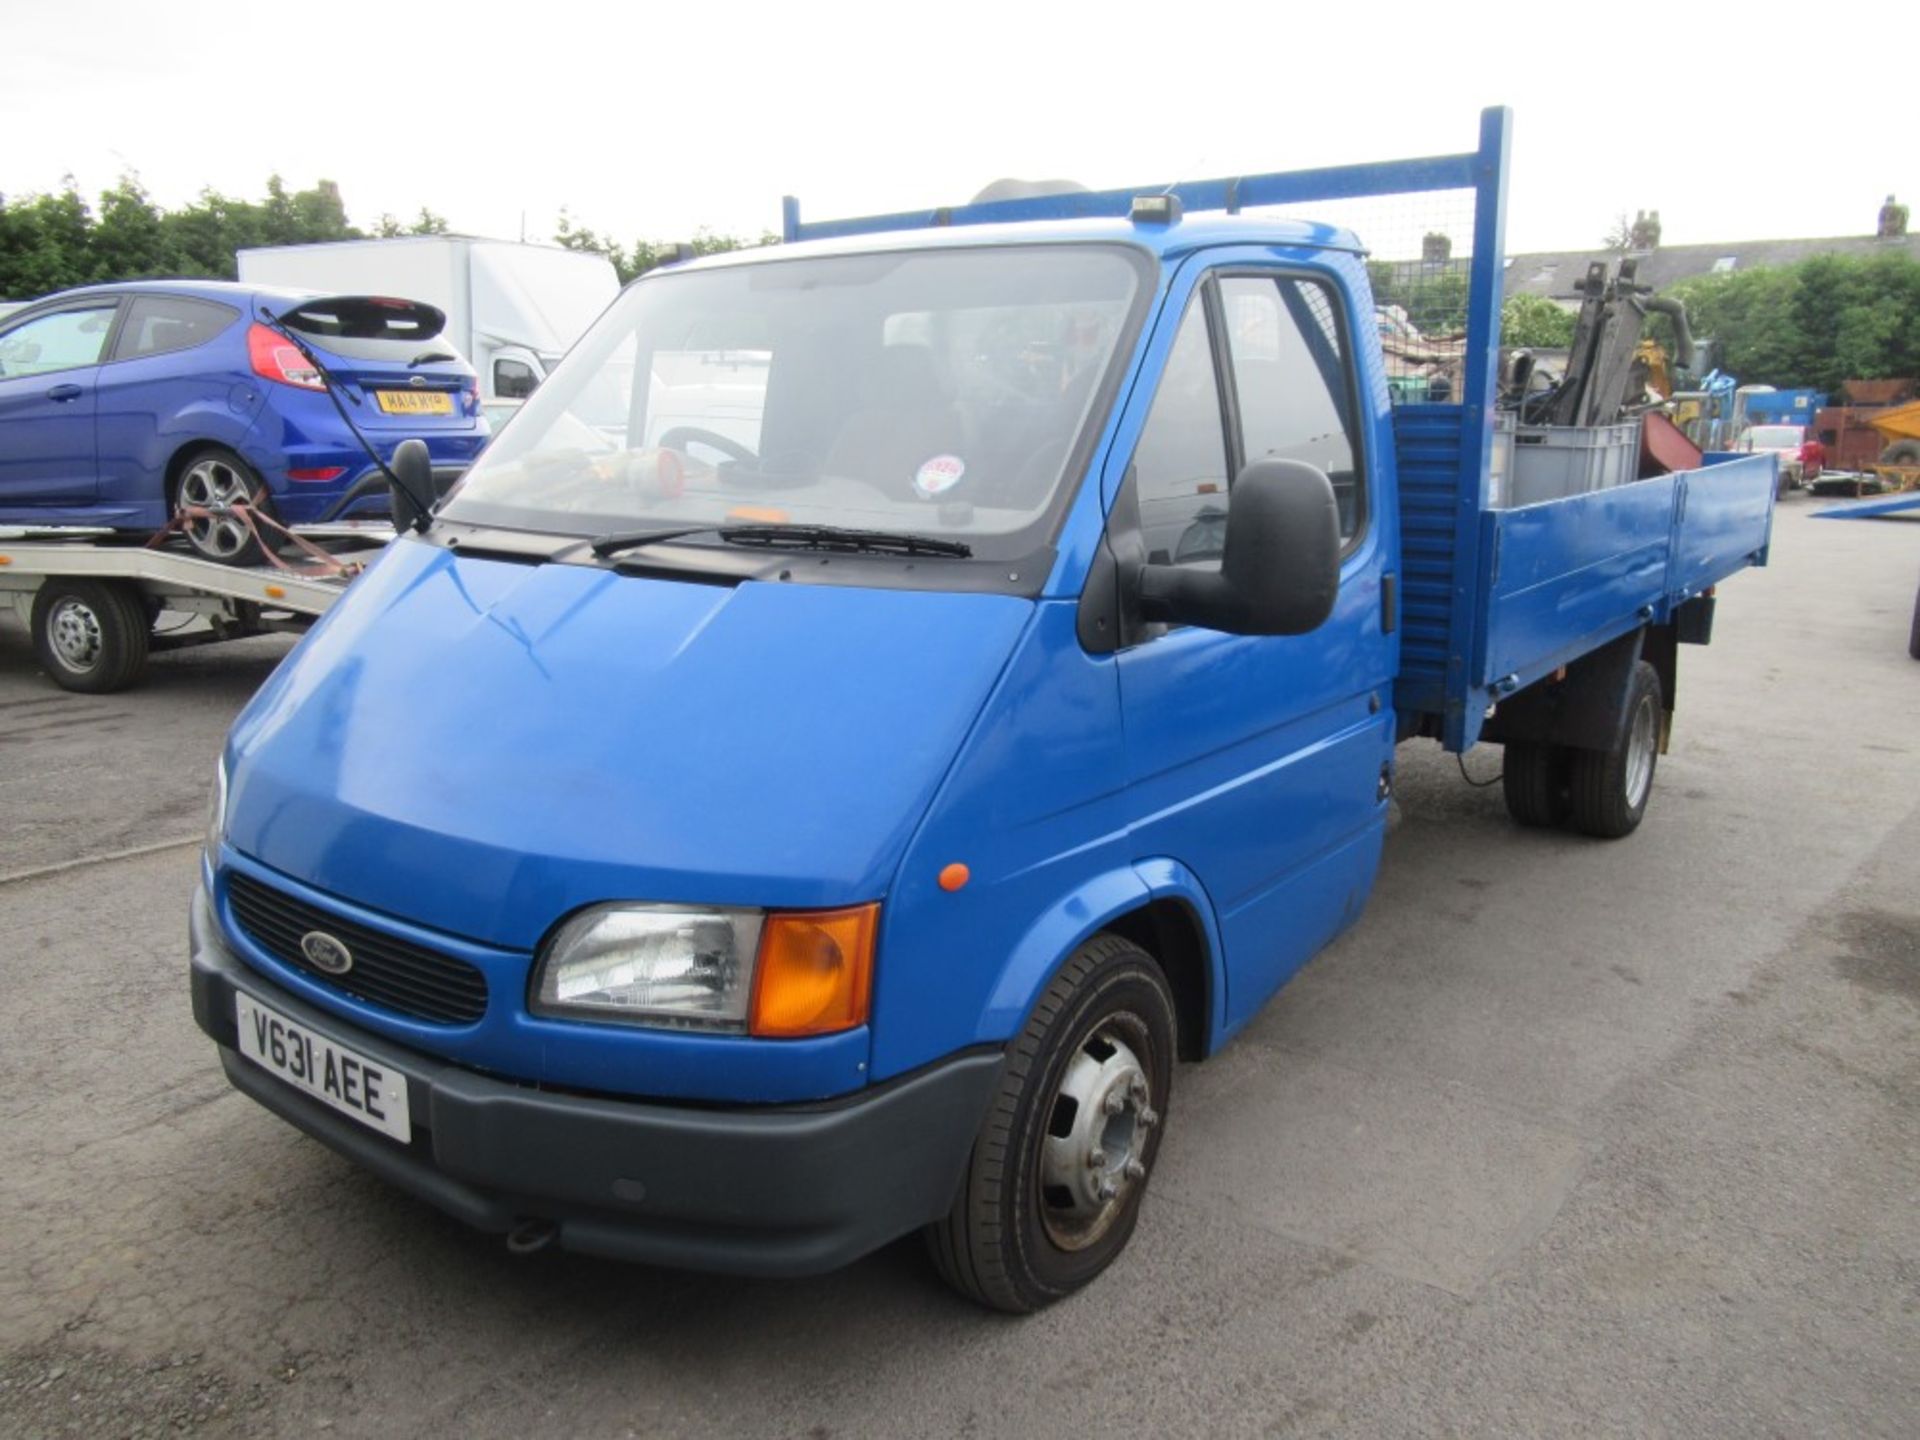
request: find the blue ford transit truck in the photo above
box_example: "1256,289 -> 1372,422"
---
191,110 -> 1776,1311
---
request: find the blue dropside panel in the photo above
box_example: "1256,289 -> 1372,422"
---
1392,403 -> 1467,721
1478,477 -> 1679,699
1668,452 -> 1776,598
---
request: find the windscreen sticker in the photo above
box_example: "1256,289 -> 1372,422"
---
913,454 -> 966,499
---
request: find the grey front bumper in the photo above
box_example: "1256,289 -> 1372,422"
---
190,884 -> 1002,1277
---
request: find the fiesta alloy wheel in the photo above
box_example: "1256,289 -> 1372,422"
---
173,448 -> 273,566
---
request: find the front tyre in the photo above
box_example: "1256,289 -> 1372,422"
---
927,933 -> 1175,1313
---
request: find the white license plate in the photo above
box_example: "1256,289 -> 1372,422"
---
236,993 -> 411,1144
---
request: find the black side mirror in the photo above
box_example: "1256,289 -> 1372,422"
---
388,439 -> 436,534
1137,459 -> 1340,636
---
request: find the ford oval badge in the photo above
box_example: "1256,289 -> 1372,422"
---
300,931 -> 353,975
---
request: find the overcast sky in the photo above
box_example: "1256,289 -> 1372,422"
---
5,0 -> 1914,259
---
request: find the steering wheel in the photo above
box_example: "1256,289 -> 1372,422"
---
656,426 -> 758,466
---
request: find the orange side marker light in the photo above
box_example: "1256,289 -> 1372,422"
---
264,584 -> 286,599
938,863 -> 970,893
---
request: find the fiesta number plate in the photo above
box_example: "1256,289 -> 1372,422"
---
374,390 -> 454,415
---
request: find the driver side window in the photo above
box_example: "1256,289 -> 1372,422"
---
0,305 -> 117,379
1130,299 -> 1231,568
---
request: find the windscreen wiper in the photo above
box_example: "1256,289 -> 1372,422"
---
717,524 -> 973,558
590,523 -> 973,560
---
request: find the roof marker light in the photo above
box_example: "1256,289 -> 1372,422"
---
1130,194 -> 1183,225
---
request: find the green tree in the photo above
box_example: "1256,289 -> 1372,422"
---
160,189 -> 267,277
1501,293 -> 1575,349
1660,252 -> 1920,390
0,180 -> 94,295
90,174 -> 168,282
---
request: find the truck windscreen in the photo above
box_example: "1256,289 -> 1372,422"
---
441,244 -> 1150,562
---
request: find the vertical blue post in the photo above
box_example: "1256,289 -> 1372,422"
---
781,196 -> 801,244
1445,105 -> 1512,751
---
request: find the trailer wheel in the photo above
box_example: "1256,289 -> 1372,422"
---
926,933 -> 1174,1313
1880,439 -> 1920,468
30,580 -> 151,693
1567,661 -> 1662,839
1502,742 -> 1571,827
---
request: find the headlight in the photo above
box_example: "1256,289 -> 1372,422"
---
206,754 -> 229,859
533,905 -> 764,1030
532,901 -> 881,1036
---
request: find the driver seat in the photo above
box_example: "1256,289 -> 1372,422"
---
824,346 -> 967,499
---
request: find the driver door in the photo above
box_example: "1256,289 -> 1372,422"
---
0,301 -> 119,506
1112,266 -> 1395,1032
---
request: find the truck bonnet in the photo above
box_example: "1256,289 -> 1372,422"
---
220,538 -> 1032,949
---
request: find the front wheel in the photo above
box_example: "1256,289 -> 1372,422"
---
1567,661 -> 1663,839
927,934 -> 1175,1313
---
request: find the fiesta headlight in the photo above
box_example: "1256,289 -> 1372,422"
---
533,905 -> 764,1030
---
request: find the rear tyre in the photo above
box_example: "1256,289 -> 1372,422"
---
1502,741 -> 1572,828
1879,439 -> 1920,467
30,579 -> 151,693
1908,576 -> 1920,661
173,448 -> 272,566
926,933 -> 1175,1313
1567,661 -> 1662,839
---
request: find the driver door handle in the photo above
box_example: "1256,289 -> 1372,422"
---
47,383 -> 84,402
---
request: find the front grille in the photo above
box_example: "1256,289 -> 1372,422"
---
227,871 -> 489,1025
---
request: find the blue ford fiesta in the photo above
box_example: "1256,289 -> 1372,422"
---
0,280 -> 486,562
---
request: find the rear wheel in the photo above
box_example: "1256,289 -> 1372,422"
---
1879,439 -> 1920,467
1908,575 -> 1920,661
30,579 -> 151,693
1502,741 -> 1571,828
173,448 -> 271,566
1567,661 -> 1662,839
927,933 -> 1175,1313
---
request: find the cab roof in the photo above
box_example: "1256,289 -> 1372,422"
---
671,212 -> 1367,278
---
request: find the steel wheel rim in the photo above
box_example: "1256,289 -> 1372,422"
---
1038,1019 -> 1157,1251
1624,694 -> 1657,809
47,597 -> 103,672
177,458 -> 254,560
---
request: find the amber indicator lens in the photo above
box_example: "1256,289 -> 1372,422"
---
750,904 -> 879,1037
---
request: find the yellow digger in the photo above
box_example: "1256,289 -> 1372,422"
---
1871,400 -> 1920,490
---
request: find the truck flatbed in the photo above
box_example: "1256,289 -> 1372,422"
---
1395,417 -> 1775,748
